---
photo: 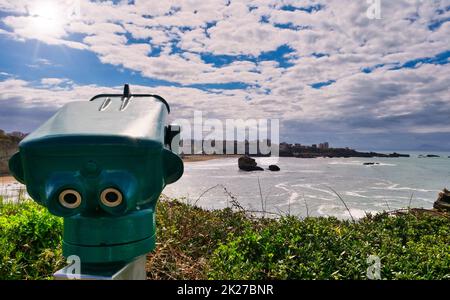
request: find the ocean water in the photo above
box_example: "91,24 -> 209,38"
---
163,153 -> 450,219
2,153 -> 449,219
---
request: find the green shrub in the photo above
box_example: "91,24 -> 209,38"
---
0,200 -> 64,280
1,197 -> 449,280
147,197 -> 255,279
208,213 -> 450,280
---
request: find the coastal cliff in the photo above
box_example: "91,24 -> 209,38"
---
0,130 -> 24,175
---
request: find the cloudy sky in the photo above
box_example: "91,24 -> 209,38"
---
0,0 -> 449,150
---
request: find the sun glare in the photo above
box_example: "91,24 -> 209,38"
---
27,1 -> 66,38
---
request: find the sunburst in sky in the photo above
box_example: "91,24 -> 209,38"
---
27,1 -> 66,37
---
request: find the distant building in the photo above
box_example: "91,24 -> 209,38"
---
319,142 -> 329,150
312,144 -> 317,149
280,143 -> 290,152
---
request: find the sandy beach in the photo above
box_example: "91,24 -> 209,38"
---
181,154 -> 240,162
0,155 -> 239,184
0,176 -> 16,184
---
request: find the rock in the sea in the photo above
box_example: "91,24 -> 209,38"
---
433,189 -> 450,212
268,165 -> 280,171
388,152 -> 410,158
238,155 -> 264,172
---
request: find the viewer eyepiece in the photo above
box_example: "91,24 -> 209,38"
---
59,190 -> 82,209
100,188 -> 123,207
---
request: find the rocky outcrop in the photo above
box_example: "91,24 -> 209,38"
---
433,189 -> 450,212
284,148 -> 410,159
238,156 -> 264,172
420,154 -> 441,158
0,131 -> 24,175
268,165 -> 280,171
388,152 -> 410,158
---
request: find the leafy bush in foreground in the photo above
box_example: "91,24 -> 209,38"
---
147,197 -> 256,279
1,197 -> 449,280
0,200 -> 64,279
208,213 -> 450,280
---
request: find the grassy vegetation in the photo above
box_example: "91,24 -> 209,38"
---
0,196 -> 449,280
0,199 -> 65,279
209,212 -> 450,279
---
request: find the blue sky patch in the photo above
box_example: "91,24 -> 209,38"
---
0,37 -> 176,88
312,53 -> 329,58
361,50 -> 450,74
428,17 -> 450,30
390,50 -> 450,70
362,63 -> 388,73
274,23 -> 311,30
188,82 -> 253,90
310,80 -> 335,89
200,45 -> 296,68
280,4 -> 324,13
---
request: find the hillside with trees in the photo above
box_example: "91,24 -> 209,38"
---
0,130 -> 26,175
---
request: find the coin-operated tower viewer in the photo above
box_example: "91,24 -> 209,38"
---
9,85 -> 184,279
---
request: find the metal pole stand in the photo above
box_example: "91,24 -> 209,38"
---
54,255 -> 147,280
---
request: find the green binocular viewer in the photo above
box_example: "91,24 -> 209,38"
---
9,85 -> 184,270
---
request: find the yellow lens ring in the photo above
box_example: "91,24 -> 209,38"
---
100,188 -> 123,208
59,189 -> 82,209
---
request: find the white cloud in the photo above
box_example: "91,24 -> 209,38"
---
1,58 -> 449,132
1,0 -> 448,85
0,0 -> 449,146
40,77 -> 73,87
